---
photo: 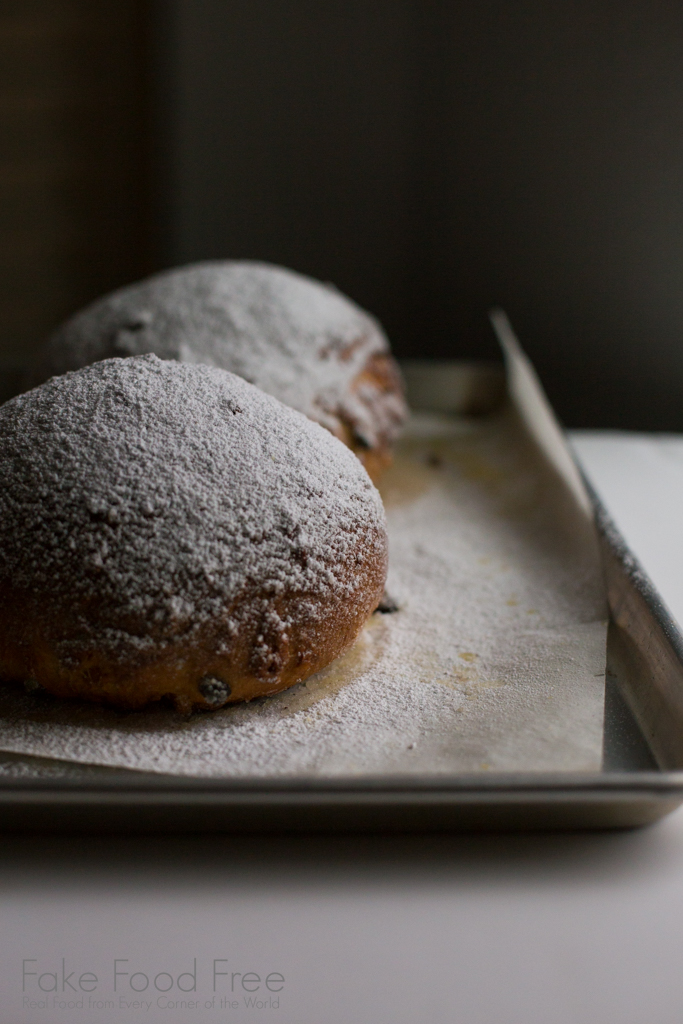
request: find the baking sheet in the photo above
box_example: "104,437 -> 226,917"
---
0,357 -> 608,776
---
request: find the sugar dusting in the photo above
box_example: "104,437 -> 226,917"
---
0,354 -> 386,669
31,261 -> 407,452
0,404 -> 607,775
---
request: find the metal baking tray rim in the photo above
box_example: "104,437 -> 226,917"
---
3,355 -> 683,831
2,772 -> 683,806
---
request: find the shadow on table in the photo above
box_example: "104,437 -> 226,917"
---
0,815 -> 680,892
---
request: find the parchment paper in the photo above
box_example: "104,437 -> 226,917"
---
0,334 -> 608,776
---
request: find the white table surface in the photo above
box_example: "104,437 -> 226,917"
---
5,430 -> 683,1024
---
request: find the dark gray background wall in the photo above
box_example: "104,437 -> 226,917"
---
158,0 -> 683,429
0,1 -> 151,380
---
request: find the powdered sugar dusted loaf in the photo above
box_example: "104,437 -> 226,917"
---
31,261 -> 408,480
0,354 -> 388,711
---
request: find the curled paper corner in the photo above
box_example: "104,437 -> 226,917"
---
489,308 -> 593,519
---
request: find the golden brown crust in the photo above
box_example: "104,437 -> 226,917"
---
0,548 -> 386,713
329,352 -> 408,482
0,356 -> 389,713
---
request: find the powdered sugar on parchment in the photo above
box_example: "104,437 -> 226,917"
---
0,405 -> 608,776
